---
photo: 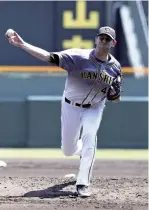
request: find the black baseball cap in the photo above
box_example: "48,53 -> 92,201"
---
97,26 -> 116,40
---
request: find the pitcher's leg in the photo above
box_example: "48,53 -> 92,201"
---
76,103 -> 105,186
76,131 -> 97,186
61,101 -> 82,156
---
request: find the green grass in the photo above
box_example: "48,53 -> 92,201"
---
0,148 -> 148,160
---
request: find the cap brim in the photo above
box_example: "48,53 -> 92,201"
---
98,32 -> 115,40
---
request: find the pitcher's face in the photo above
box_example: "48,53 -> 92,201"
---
95,34 -> 116,52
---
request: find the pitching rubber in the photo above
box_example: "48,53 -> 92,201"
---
0,160 -> 7,167
64,173 -> 76,179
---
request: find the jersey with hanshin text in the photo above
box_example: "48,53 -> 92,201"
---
54,48 -> 121,105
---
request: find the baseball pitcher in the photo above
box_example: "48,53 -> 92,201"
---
6,26 -> 123,197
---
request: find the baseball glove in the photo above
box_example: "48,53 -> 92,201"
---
107,74 -> 122,101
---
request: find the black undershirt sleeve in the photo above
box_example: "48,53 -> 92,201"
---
48,53 -> 59,66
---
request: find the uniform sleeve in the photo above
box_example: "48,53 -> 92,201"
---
53,49 -> 82,72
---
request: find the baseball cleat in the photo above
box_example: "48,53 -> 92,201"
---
76,185 -> 91,197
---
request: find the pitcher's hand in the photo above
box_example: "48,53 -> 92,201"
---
5,31 -> 25,48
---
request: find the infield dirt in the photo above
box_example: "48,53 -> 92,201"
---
0,159 -> 148,210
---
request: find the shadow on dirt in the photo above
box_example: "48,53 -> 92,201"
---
23,180 -> 77,198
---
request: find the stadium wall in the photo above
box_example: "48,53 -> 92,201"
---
0,98 -> 147,149
0,75 -> 147,149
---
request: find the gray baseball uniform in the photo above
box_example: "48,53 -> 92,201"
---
54,48 -> 121,186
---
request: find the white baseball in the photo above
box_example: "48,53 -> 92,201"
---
6,29 -> 15,37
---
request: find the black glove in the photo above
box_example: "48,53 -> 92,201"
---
107,74 -> 122,101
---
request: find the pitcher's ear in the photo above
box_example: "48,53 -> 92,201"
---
112,40 -> 117,47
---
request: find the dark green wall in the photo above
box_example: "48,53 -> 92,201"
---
97,101 -> 148,148
0,100 -> 27,147
0,75 -> 147,149
0,99 -> 147,149
0,75 -> 147,98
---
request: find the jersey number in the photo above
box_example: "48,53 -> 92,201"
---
101,87 -> 107,94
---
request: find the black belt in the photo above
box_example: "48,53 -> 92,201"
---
65,97 -> 91,108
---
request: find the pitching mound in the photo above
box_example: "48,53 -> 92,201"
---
0,159 -> 148,210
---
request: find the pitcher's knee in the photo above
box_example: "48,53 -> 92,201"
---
61,146 -> 74,156
63,150 -> 73,156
